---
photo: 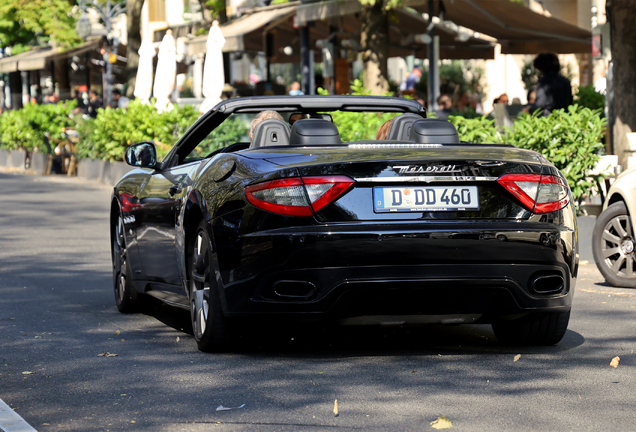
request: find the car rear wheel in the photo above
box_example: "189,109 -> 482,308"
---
113,215 -> 139,313
491,311 -> 570,345
592,201 -> 636,288
189,220 -> 230,352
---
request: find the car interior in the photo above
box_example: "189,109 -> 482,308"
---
184,111 -> 466,165
247,114 -> 460,149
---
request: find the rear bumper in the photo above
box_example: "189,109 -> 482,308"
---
214,221 -> 577,322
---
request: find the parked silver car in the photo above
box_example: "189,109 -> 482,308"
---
593,167 -> 636,287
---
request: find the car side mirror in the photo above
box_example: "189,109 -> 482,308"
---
125,142 -> 157,168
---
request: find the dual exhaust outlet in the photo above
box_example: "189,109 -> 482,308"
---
268,274 -> 565,301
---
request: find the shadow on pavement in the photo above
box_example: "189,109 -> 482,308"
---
141,301 -> 586,358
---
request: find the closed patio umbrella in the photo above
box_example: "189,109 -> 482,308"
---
199,21 -> 226,114
153,30 -> 177,113
133,37 -> 156,105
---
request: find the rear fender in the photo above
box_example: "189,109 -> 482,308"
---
179,188 -> 235,312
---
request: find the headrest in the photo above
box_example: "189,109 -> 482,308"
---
387,113 -> 424,141
250,119 -> 290,148
290,119 -> 342,146
409,119 -> 460,144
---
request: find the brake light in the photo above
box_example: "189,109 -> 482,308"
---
245,176 -> 355,217
497,174 -> 570,214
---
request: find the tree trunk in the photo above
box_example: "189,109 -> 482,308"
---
53,58 -> 71,100
608,0 -> 636,168
198,0 -> 213,23
360,2 -> 389,95
126,0 -> 145,99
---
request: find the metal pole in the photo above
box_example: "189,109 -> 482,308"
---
104,0 -> 113,108
427,0 -> 438,111
427,0 -> 439,111
607,60 -> 614,155
301,26 -> 311,95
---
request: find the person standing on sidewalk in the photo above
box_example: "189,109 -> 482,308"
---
526,52 -> 572,116
87,90 -> 103,118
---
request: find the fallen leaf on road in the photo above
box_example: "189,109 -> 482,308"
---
97,352 -> 118,357
610,356 -> 620,368
21,371 -> 35,375
216,404 -> 245,411
115,330 -> 121,336
430,416 -> 452,429
176,337 -> 180,342
514,354 -> 521,362
334,399 -> 339,417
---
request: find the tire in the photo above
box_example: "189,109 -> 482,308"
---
492,311 -> 570,346
188,220 -> 230,352
592,201 -> 636,288
113,214 -> 139,313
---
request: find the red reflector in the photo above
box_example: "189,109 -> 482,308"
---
120,193 -> 141,212
245,176 -> 355,217
497,174 -> 570,214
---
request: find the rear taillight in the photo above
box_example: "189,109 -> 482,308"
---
245,176 -> 355,217
497,174 -> 570,214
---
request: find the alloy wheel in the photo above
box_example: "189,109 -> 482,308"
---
191,231 -> 211,340
601,214 -> 636,279
114,216 -> 127,303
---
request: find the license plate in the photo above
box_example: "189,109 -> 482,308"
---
373,186 -> 479,212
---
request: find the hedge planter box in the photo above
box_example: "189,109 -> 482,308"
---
0,149 -> 9,167
108,161 -> 135,185
77,158 -> 107,181
7,150 -> 26,170
30,152 -> 48,174
78,159 -> 136,185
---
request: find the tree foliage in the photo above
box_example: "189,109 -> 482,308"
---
0,0 -> 80,50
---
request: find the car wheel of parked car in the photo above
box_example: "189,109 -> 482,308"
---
189,221 -> 229,352
113,214 -> 139,313
491,311 -> 570,345
592,201 -> 636,288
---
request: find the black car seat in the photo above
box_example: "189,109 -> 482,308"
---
387,113 -> 424,141
250,119 -> 290,148
289,119 -> 343,146
409,118 -> 460,144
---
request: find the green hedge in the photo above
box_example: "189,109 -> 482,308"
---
76,102 -> 201,161
505,105 -> 606,200
0,96 -> 606,203
0,101 -> 77,153
76,101 -> 248,161
574,85 -> 605,113
447,105 -> 606,200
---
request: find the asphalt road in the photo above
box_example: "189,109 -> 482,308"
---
1,171 -> 635,432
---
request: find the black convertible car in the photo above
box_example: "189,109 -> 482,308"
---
111,96 -> 577,351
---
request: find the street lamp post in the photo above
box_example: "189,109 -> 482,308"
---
76,0 -> 126,108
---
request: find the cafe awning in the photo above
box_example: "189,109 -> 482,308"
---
0,48 -> 55,73
411,0 -> 591,54
188,4 -> 298,55
297,0 -> 591,54
294,0 -> 495,60
0,40 -> 102,73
